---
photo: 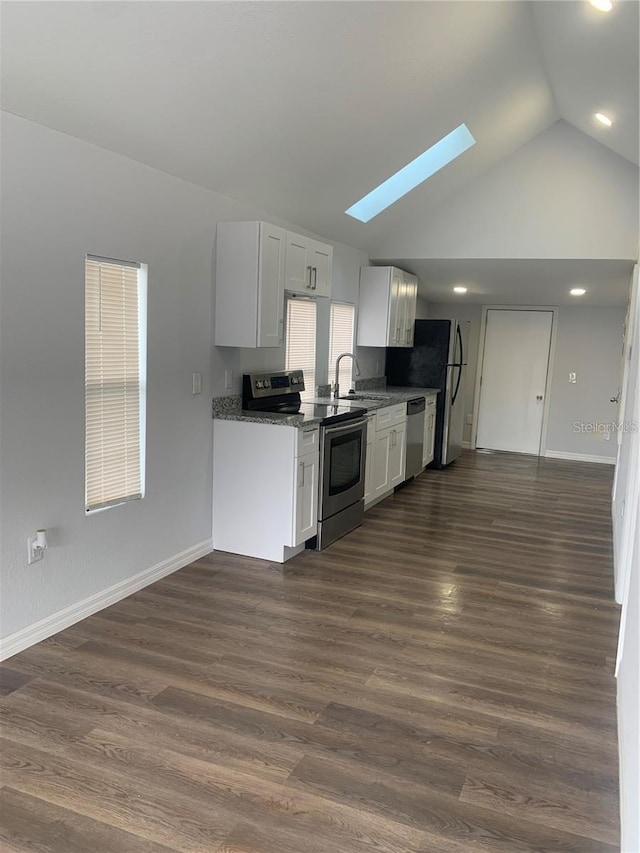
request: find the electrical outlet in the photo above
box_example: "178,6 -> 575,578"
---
376,360 -> 381,375
466,414 -> 473,425
225,370 -> 233,390
569,372 -> 577,384
192,372 -> 202,395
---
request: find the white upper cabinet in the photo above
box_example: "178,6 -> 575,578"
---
402,272 -> 418,347
284,232 -> 333,298
215,221 -> 286,348
357,266 -> 418,348
215,222 -> 333,347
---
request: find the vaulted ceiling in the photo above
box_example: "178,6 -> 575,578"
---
1,1 -> 638,303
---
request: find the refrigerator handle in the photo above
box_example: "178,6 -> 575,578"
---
452,363 -> 462,405
456,323 -> 464,368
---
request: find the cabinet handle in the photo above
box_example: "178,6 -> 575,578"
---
306,265 -> 313,289
312,267 -> 318,290
391,429 -> 396,448
279,318 -> 284,343
405,328 -> 411,343
298,460 -> 305,487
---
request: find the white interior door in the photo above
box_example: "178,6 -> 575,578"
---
476,309 -> 553,455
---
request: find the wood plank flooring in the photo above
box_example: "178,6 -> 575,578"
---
0,450 -> 621,852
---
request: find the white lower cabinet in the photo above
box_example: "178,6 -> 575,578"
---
294,451 -> 318,545
372,428 -> 393,502
364,414 -> 376,506
366,405 -> 407,508
422,395 -> 437,467
213,420 -> 319,562
388,421 -> 407,487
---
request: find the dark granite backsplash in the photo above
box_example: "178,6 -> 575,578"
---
355,376 -> 386,392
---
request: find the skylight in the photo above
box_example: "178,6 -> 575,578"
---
345,123 -> 476,223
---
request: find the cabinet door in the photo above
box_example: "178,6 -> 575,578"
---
257,223 -> 286,347
284,233 -> 314,294
397,277 -> 409,347
372,429 -> 392,499
404,274 -> 418,347
364,417 -> 375,506
309,241 -> 333,297
389,422 -> 407,487
364,439 -> 374,506
293,452 -> 319,545
387,269 -> 402,346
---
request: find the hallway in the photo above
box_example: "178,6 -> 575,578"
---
0,451 -> 620,852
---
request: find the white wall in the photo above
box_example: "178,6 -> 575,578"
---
425,302 -> 625,459
0,112 -> 369,646
613,262 -> 640,853
373,121 -> 639,261
617,526 -> 639,853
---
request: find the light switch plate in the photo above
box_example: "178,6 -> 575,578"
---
192,372 -> 202,395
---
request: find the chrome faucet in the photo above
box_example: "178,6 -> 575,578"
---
333,352 -> 361,400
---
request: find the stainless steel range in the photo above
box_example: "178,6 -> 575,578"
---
243,370 -> 367,549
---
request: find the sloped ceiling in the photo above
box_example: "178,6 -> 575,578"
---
1,1 -> 638,306
2,1 -> 636,249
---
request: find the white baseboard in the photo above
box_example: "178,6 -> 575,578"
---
544,450 -> 616,465
0,538 -> 213,662
462,441 -> 471,449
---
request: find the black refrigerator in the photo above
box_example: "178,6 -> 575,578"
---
386,319 -> 467,468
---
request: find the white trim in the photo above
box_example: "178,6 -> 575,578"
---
462,441 -> 471,449
544,450 -> 616,465
0,538 -> 213,661
471,305 -> 558,455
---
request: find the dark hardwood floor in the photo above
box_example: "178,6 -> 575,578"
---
0,451 -> 621,852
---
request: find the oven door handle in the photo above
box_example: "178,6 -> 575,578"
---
322,418 -> 367,437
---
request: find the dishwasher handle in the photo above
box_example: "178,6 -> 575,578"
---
407,397 -> 426,416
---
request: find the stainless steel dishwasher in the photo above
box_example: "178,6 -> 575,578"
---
405,397 -> 426,479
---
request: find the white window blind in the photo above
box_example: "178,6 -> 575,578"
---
329,302 -> 356,393
285,297 -> 316,401
85,256 -> 146,512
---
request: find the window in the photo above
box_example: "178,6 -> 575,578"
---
345,123 -> 476,222
85,255 -> 146,512
285,296 -> 316,401
328,302 -> 356,393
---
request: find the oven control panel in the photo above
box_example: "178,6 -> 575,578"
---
244,369 -> 305,399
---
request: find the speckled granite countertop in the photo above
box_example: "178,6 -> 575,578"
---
212,387 -> 440,427
312,387 -> 440,406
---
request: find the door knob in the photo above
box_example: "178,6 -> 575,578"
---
610,393 -> 620,403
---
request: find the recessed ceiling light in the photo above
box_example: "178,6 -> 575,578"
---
453,286 -> 468,294
345,124 -> 476,223
570,288 -> 587,296
589,0 -> 612,11
595,112 -> 613,127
